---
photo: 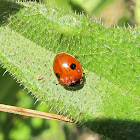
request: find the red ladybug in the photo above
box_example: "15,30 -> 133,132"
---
53,53 -> 83,87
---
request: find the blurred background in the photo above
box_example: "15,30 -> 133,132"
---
0,0 -> 139,139
43,0 -> 140,27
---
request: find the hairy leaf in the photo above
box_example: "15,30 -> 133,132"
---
0,1 -> 139,139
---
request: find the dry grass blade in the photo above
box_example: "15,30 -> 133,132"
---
0,104 -> 74,123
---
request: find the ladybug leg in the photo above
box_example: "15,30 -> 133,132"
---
56,83 -> 60,86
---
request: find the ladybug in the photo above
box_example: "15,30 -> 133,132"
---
53,53 -> 83,87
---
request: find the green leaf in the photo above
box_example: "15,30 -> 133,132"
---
0,1 -> 139,139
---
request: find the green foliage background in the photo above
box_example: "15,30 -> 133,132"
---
0,0 -> 140,140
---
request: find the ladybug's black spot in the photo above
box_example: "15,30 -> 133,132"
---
70,63 -> 76,70
56,73 -> 60,79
